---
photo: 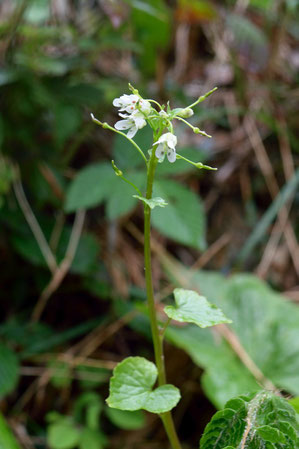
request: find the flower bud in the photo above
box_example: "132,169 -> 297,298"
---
176,108 -> 194,118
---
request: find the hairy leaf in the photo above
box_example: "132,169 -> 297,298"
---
107,357 -> 180,414
164,288 -> 232,328
200,391 -> 299,449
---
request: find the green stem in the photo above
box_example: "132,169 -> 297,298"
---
144,133 -> 182,449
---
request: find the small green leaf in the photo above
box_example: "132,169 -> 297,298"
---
48,422 -> 80,449
105,408 -> 145,430
164,289 -> 231,328
79,428 -> 107,449
133,195 -> 168,209
107,357 -> 180,414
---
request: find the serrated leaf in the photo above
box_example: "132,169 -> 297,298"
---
152,179 -> 206,250
164,288 -> 231,328
0,344 -> 19,399
200,391 -> 299,449
107,357 -> 180,414
133,195 -> 168,209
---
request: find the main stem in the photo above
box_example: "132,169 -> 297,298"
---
144,142 -> 182,449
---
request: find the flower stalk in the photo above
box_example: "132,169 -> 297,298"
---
91,84 -> 217,449
144,133 -> 182,449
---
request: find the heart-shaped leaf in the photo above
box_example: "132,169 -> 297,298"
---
106,357 -> 180,414
164,288 -> 232,328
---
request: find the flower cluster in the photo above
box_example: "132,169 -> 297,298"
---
92,85 -> 216,166
113,94 -> 151,139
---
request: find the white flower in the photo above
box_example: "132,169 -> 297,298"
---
113,94 -> 151,115
114,110 -> 146,138
153,132 -> 177,163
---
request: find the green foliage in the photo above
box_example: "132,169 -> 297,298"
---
0,344 -> 19,399
48,420 -> 81,449
65,163 -> 115,213
131,0 -> 171,76
47,393 -> 107,449
165,288 -> 232,327
0,412 -> 21,449
105,408 -> 145,430
65,162 -> 145,219
166,271 -> 299,408
153,179 -> 206,250
107,357 -> 181,413
200,391 -> 299,449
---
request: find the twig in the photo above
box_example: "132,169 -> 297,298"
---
31,210 -> 85,322
244,116 -> 299,277
13,169 -> 57,274
257,113 -> 295,277
67,311 -> 136,359
256,201 -> 292,278
216,325 -> 277,391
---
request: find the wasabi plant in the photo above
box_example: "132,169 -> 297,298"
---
91,86 -> 299,449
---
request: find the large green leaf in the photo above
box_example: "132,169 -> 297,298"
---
65,163 -> 114,212
164,288 -> 232,328
165,268 -> 299,408
107,357 -> 180,413
200,391 -> 299,449
106,172 -> 145,220
65,162 -> 145,219
0,344 -> 19,399
152,179 -> 206,250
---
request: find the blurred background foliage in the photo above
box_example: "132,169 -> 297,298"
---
0,0 -> 299,448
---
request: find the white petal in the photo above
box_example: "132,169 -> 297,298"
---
127,125 -> 138,139
115,119 -> 132,130
113,98 -> 122,107
125,105 -> 137,113
167,148 -> 176,163
140,100 -> 151,114
155,144 -> 166,162
134,117 -> 146,129
165,133 -> 177,148
119,112 -> 130,118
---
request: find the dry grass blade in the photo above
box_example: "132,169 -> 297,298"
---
31,209 -> 86,322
